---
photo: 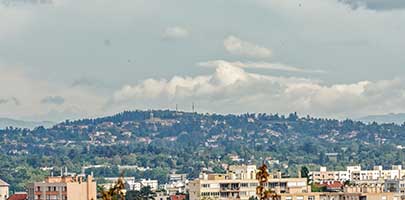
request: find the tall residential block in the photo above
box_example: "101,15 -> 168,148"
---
27,175 -> 96,200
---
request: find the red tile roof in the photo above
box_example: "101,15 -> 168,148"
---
319,181 -> 344,189
170,194 -> 186,200
7,193 -> 27,200
327,181 -> 344,189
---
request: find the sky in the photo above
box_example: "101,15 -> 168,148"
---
1,0 -> 405,122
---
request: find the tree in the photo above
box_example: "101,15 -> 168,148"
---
300,166 -> 310,183
126,186 -> 155,200
249,196 -> 258,200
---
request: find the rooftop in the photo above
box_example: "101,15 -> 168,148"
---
7,192 -> 27,200
0,178 -> 9,186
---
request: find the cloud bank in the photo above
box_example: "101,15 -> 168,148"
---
0,67 -> 106,121
112,61 -> 405,118
224,36 -> 272,58
339,0 -> 405,10
198,60 -> 325,74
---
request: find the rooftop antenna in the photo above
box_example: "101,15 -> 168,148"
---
192,102 -> 195,113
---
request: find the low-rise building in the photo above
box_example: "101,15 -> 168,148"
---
384,179 -> 405,194
277,192 -> 397,200
103,177 -> 136,191
7,192 -> 27,200
27,175 -> 96,200
0,178 -> 9,200
134,179 -> 158,191
163,181 -> 188,195
310,165 -> 405,183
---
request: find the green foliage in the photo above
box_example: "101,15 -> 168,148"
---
311,184 -> 327,192
126,186 -> 155,200
249,196 -> 258,200
300,166 -> 310,183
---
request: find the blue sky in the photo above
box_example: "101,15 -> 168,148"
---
1,0 -> 405,121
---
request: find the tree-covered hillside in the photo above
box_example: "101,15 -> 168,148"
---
1,110 -> 405,191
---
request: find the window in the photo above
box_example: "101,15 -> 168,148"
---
309,196 -> 315,200
250,183 -> 259,187
286,197 -> 292,200
241,183 -> 249,188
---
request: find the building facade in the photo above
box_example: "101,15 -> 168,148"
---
133,179 -> 159,191
0,178 -> 9,200
310,166 -> 405,183
27,175 -> 96,200
189,165 -> 310,200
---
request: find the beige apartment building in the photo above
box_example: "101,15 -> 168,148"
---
189,165 -> 310,200
27,175 -> 96,200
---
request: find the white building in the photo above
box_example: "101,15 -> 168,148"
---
0,178 -> 9,200
103,177 -> 137,191
133,179 -> 159,191
310,165 -> 405,183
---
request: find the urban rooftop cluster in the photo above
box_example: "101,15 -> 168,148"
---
2,164 -> 405,200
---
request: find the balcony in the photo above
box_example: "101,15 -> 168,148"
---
220,187 -> 241,192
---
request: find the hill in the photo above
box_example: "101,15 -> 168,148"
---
1,110 -> 405,191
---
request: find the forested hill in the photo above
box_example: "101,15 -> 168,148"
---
1,110 -> 405,191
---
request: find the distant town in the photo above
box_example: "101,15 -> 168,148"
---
2,163 -> 405,200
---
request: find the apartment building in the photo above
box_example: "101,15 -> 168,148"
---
133,179 -> 159,191
189,165 -> 310,200
277,192 -> 397,200
310,166 -> 405,183
384,179 -> 405,194
0,178 -> 9,200
27,175 -> 96,200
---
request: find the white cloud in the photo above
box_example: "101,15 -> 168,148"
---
224,36 -> 272,58
162,26 -> 190,40
338,0 -> 405,10
112,61 -> 405,118
0,6 -> 32,40
198,60 -> 325,74
0,66 -> 107,121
